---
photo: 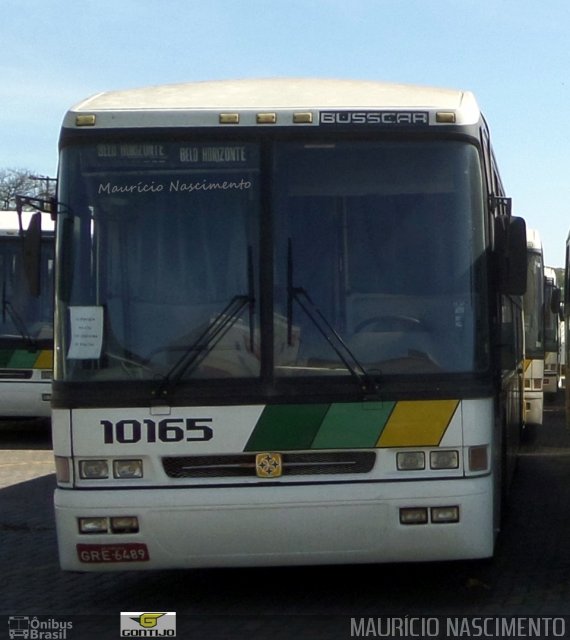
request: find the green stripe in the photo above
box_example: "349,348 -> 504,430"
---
0,348 -> 39,368
245,404 -> 330,451
312,402 -> 395,448
245,401 -> 397,451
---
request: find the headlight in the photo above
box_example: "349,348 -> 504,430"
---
430,450 -> 459,470
78,517 -> 109,534
431,506 -> 460,523
110,516 -> 139,533
79,459 -> 109,479
399,507 -> 428,525
396,451 -> 425,470
113,459 -> 143,479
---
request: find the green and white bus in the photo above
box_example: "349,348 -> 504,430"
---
0,210 -> 54,418
51,79 -> 527,570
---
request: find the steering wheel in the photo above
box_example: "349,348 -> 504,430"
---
354,315 -> 426,333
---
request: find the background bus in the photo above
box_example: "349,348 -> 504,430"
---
564,231 -> 570,424
523,229 -> 545,426
560,311 -> 566,391
0,210 -> 54,418
543,266 -> 561,397
51,79 -> 527,571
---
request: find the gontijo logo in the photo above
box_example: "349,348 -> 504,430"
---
120,612 -> 176,637
132,614 -> 165,628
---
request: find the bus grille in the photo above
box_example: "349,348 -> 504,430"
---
0,369 -> 33,380
162,451 -> 376,478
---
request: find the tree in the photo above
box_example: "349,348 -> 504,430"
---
0,168 -> 56,210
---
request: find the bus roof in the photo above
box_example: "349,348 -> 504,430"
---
545,265 -> 557,280
527,228 -> 542,251
0,210 -> 55,236
63,78 -> 482,129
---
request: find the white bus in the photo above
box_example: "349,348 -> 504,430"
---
0,210 -> 54,418
51,79 -> 527,571
543,266 -> 561,396
523,229 -> 545,425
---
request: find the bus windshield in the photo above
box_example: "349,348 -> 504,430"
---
0,233 -> 54,348
56,139 -> 487,383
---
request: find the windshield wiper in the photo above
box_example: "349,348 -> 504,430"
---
153,294 -> 252,399
286,239 -> 379,397
153,248 -> 256,400
2,283 -> 37,350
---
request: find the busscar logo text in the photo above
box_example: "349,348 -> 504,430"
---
320,111 -> 429,125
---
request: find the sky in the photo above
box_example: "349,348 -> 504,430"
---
2,0 -> 570,267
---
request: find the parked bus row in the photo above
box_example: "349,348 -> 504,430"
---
544,265 -> 562,396
8,78 -> 564,572
522,231 -> 564,432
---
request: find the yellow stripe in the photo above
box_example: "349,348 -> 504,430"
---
377,399 -> 459,447
34,350 -> 53,369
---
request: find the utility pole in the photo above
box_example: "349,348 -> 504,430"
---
30,175 -> 56,200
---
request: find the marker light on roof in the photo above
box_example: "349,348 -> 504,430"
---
219,113 -> 239,124
436,111 -> 456,123
293,112 -> 313,124
256,113 -> 277,124
75,114 -> 96,127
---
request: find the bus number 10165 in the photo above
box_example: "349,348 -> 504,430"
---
101,418 -> 214,444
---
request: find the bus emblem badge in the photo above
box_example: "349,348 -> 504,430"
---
255,453 -> 282,478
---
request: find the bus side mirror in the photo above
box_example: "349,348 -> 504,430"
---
23,212 -> 42,297
495,215 -> 527,295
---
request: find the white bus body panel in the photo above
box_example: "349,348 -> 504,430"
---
524,359 -> 544,426
543,351 -> 559,395
0,376 -> 51,418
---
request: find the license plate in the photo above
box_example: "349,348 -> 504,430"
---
77,543 -> 150,563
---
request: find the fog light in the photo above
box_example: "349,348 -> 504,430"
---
79,459 -> 109,479
78,517 -> 109,534
469,445 -> 489,472
113,459 -> 143,479
430,450 -> 459,470
431,506 -> 460,523
111,516 -> 139,534
400,507 -> 428,525
397,451 -> 425,470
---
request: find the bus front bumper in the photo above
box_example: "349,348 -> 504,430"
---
55,475 -> 495,571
